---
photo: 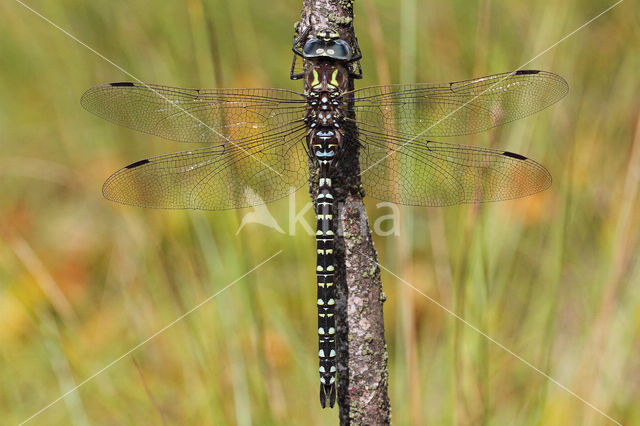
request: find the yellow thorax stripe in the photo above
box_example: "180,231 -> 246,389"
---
330,70 -> 339,88
311,70 -> 320,88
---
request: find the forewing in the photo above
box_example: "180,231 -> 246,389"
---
82,83 -> 307,144
350,70 -> 568,137
358,128 -> 551,206
102,125 -> 308,210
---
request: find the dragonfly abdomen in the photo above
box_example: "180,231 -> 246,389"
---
310,124 -> 342,409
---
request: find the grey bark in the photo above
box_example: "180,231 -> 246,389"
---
295,1 -> 391,424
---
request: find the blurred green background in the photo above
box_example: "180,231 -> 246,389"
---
1,0 -> 638,424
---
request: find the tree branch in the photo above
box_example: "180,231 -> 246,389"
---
295,1 -> 391,424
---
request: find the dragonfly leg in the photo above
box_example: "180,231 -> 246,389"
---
290,26 -> 311,80
348,36 -> 363,79
291,26 -> 310,56
290,53 -> 305,80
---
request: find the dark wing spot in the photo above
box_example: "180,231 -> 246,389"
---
110,82 -> 136,87
515,70 -> 540,75
502,151 -> 527,160
125,159 -> 150,169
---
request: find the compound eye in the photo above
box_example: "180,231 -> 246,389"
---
316,48 -> 325,54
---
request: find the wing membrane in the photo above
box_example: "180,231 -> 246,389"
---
357,126 -> 551,206
102,125 -> 308,210
350,70 -> 568,137
81,82 -> 307,144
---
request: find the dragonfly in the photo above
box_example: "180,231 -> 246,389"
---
81,27 -> 568,409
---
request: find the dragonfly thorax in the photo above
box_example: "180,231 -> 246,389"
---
305,68 -> 346,169
304,64 -> 348,137
304,63 -> 349,94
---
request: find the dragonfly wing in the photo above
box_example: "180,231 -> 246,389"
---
357,127 -> 551,206
350,70 -> 568,137
82,83 -> 307,144
102,125 -> 308,210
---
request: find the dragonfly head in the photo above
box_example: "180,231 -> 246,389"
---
302,28 -> 352,61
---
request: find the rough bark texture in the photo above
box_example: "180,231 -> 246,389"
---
295,1 -> 391,424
